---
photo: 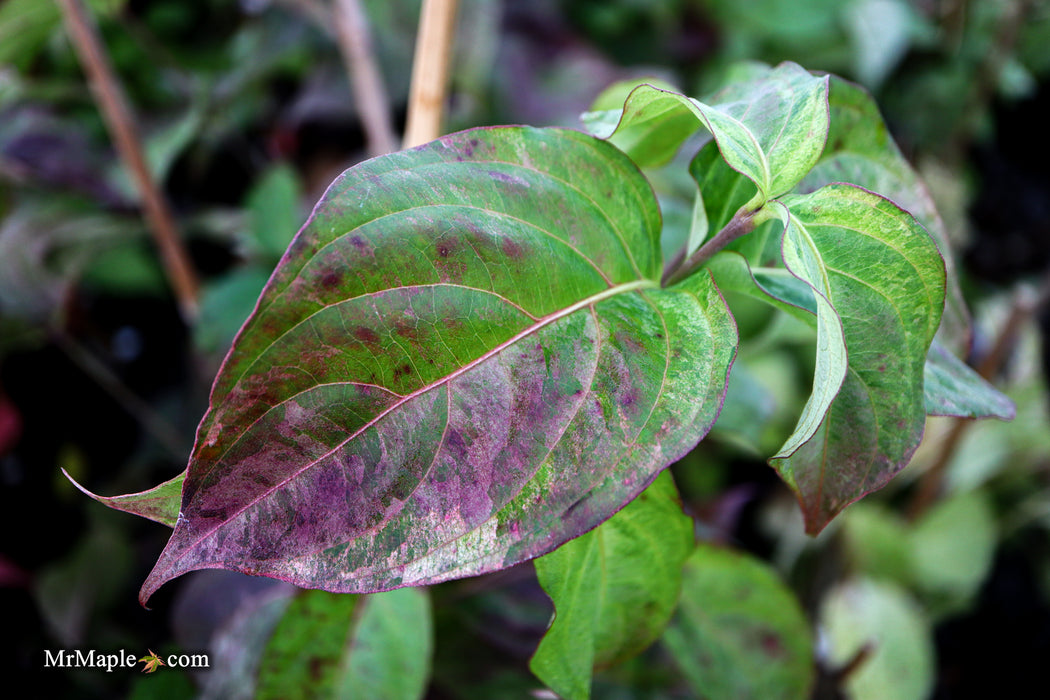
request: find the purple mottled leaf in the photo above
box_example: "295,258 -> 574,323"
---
140,127 -> 736,605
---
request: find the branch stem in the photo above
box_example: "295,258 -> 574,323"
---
663,208 -> 760,286
333,0 -> 399,157
57,0 -> 200,322
403,0 -> 459,148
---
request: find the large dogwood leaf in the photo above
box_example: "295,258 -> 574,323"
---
139,127 -> 736,604
771,184 -> 944,532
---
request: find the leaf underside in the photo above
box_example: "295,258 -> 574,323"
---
140,127 -> 736,604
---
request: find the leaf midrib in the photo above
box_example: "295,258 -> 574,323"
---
174,279 -> 660,561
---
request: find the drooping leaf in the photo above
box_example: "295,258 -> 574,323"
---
256,588 -> 432,700
923,340 -> 1015,419
530,471 -> 694,700
766,202 -> 848,461
140,127 -> 736,604
584,62 -> 829,205
799,76 -> 970,353
819,578 -> 934,700
662,543 -> 815,700
770,184 -> 945,533
707,255 -> 1014,423
63,468 -> 183,528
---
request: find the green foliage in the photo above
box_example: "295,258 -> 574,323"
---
257,588 -> 432,700
530,471 -> 694,699
663,543 -> 815,699
6,2 -> 1045,699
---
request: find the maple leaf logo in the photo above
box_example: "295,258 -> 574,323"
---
138,649 -> 165,674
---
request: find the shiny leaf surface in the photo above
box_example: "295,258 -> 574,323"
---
140,127 -> 736,604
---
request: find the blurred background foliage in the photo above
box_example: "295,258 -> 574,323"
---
2,0 -> 1049,698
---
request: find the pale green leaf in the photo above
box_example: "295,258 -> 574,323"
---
820,578 -> 934,700
530,471 -> 694,700
910,491 -> 997,617
924,340 -> 1015,419
585,62 -> 829,204
663,543 -> 814,700
257,588 -> 432,700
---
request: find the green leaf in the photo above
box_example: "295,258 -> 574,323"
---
799,75 -> 969,353
924,340 -> 1015,419
0,0 -> 126,70
63,468 -> 184,528
257,588 -> 432,700
767,202 -> 848,461
840,502 -> 915,586
246,163 -> 304,261
687,140 -> 756,252
584,62 -> 829,204
663,543 -> 814,700
910,491 -> 997,617
195,265 -> 273,354
139,127 -> 736,604
530,471 -> 694,700
819,578 -> 934,700
770,184 -> 945,533
709,257 -> 1014,424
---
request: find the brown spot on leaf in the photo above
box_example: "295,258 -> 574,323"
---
320,270 -> 341,288
501,236 -> 524,259
353,327 -> 380,345
761,631 -> 785,658
436,239 -> 456,258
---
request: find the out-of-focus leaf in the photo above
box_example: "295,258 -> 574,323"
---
63,468 -> 184,528
845,0 -> 921,89
663,543 -> 814,700
195,265 -> 272,354
0,0 -> 126,70
820,578 -> 934,700
200,587 -> 295,700
245,163 -> 304,261
923,340 -> 1015,419
139,126 -> 736,604
910,491 -> 996,617
256,587 -> 431,700
584,62 -> 829,203
711,358 -> 778,453
79,239 -> 169,297
530,471 -> 694,700
0,207 -> 149,320
770,185 -> 945,533
841,502 -> 914,586
33,516 -> 134,645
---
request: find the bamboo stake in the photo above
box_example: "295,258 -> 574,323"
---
57,0 -> 200,322
403,0 -> 459,148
